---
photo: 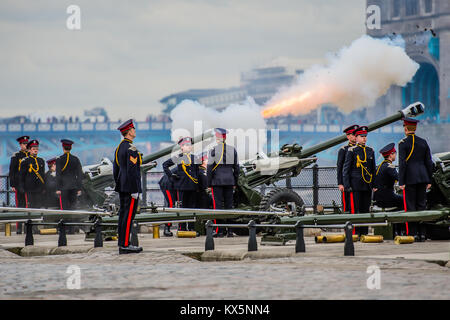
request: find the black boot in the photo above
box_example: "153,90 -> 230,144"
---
164,224 -> 173,237
119,245 -> 143,254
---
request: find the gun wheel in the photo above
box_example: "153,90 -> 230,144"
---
259,187 -> 304,216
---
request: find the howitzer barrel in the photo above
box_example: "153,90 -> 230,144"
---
300,102 -> 425,159
141,129 -> 214,164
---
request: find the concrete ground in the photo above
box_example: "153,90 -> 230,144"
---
0,230 -> 449,300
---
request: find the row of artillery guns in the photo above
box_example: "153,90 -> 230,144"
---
3,102 -> 448,241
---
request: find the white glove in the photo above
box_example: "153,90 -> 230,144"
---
131,193 -> 139,200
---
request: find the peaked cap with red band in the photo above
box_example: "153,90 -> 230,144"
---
27,140 -> 39,148
354,126 -> 368,136
343,124 -> 358,135
47,157 -> 57,165
117,119 -> 135,133
215,128 -> 228,139
61,139 -> 74,149
379,143 -> 396,157
17,136 -> 30,144
402,117 -> 419,126
178,137 -> 193,146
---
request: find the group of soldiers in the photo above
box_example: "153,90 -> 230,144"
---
9,136 -> 84,232
113,120 -> 240,254
336,117 -> 434,239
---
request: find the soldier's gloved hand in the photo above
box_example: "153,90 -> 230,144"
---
131,193 -> 139,200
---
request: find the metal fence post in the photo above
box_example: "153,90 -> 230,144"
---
286,177 -> 292,190
131,221 -> 139,247
248,220 -> 257,252
313,164 -> 319,214
295,221 -> 305,253
344,221 -> 355,256
6,176 -> 10,207
25,220 -> 34,246
141,173 -> 147,206
94,219 -> 103,248
58,220 -> 67,247
205,220 -> 214,251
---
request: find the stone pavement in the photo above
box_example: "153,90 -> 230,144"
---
0,232 -> 449,299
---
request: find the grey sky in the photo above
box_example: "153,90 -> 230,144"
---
0,0 -> 366,121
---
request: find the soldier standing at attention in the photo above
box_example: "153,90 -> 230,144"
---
343,126 -> 376,235
373,143 -> 404,236
9,135 -> 30,233
398,118 -> 434,240
163,137 -> 200,231
114,119 -> 143,254
337,125 -> 358,213
19,140 -> 46,209
207,128 -> 240,237
45,158 -> 59,208
56,140 -> 83,210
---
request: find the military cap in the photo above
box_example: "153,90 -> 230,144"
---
343,124 -> 358,135
379,143 -> 396,157
354,126 -> 368,136
17,136 -> 30,144
117,119 -> 135,133
402,117 -> 419,126
214,128 -> 228,139
178,137 -> 193,146
27,140 -> 39,148
61,139 -> 74,148
46,157 -> 57,165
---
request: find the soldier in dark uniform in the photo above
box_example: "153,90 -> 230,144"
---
343,126 -> 376,235
337,125 -> 358,213
197,152 -> 210,209
373,143 -> 404,236
45,158 -> 59,208
9,135 -> 30,233
114,119 -> 143,254
158,167 -> 178,237
398,118 -> 434,240
19,140 -> 46,209
163,137 -> 200,231
56,139 -> 83,210
207,128 -> 240,237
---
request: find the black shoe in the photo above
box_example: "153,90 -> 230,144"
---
163,226 -> 173,237
414,235 -> 422,242
213,231 -> 224,238
226,231 -> 236,238
420,234 -> 427,242
119,245 -> 143,254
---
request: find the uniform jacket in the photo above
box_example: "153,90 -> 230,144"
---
56,152 -> 83,191
9,150 -> 28,189
45,171 -> 59,207
373,160 -> 398,202
19,155 -> 46,193
398,134 -> 434,185
113,138 -> 142,194
158,168 -> 178,191
206,143 -> 239,187
343,144 -> 376,191
163,153 -> 199,191
337,142 -> 355,185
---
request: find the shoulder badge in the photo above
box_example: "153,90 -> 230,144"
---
388,163 -> 396,168
128,144 -> 137,152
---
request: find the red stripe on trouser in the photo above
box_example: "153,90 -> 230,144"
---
350,192 -> 355,235
165,190 -> 172,227
59,195 -> 63,210
402,189 -> 409,235
211,188 -> 218,233
124,198 -> 135,247
14,191 -> 18,230
25,193 -> 28,209
342,191 -> 346,212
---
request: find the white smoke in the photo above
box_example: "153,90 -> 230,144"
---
263,35 -> 420,117
170,97 -> 267,161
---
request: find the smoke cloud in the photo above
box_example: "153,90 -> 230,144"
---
262,35 -> 420,117
170,97 -> 267,160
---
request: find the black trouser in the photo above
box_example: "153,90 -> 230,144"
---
118,192 -> 139,247
351,190 -> 371,235
404,183 -> 427,236
26,191 -> 44,208
161,189 -> 177,229
178,190 -> 197,231
15,190 -> 27,234
341,190 -> 351,213
211,186 -> 234,234
60,189 -> 78,210
374,192 -> 404,236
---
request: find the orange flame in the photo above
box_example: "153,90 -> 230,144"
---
262,91 -> 312,118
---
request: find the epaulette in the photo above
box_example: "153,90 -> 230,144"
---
399,137 -> 406,144
128,144 -> 137,152
339,146 -> 346,151
388,163 -> 396,168
348,146 -> 356,151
